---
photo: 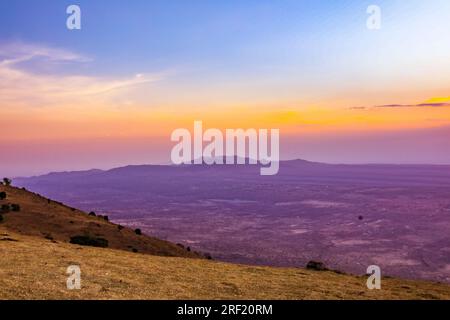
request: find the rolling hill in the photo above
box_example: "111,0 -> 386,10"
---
0,183 -> 450,299
0,185 -> 201,258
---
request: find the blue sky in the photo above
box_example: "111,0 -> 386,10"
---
2,0 -> 449,103
0,0 -> 400,76
1,1 -> 450,175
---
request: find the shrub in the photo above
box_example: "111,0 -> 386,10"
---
88,211 -> 96,217
0,192 -> 6,200
11,204 -> 20,212
132,248 -> 138,253
69,235 -> 109,248
44,234 -> 54,240
306,260 -> 328,271
134,228 -> 142,235
2,178 -> 11,186
204,253 -> 213,260
118,225 -> 124,231
103,216 -> 109,221
186,246 -> 191,252
1,204 -> 10,213
0,214 -> 3,223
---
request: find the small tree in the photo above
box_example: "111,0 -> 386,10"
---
0,192 -> 6,200
1,204 -> 10,213
0,214 -> 3,223
11,204 -> 21,212
204,253 -> 213,260
306,260 -> 327,271
2,178 -> 11,186
134,228 -> 142,235
88,211 -> 96,216
70,235 -> 109,248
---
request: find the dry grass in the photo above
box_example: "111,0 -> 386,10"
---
0,230 -> 449,300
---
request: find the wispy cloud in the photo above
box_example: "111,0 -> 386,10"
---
0,41 -> 91,65
374,102 -> 450,108
349,100 -> 450,110
348,106 -> 367,110
0,42 -> 162,108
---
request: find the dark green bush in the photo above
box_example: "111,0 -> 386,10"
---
134,228 -> 142,235
0,192 -> 6,200
89,211 -> 96,216
1,204 -> 10,213
44,234 -> 54,240
0,214 -> 3,223
2,178 -> 11,186
69,235 -> 109,248
11,204 -> 20,212
306,260 -> 328,271
204,253 -> 213,260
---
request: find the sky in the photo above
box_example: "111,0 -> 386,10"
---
1,0 -> 450,176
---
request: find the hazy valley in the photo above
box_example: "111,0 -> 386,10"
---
15,160 -> 450,283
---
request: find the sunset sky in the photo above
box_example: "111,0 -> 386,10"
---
1,0 -> 450,176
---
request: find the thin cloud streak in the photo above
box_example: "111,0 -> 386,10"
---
375,103 -> 450,108
348,101 -> 450,110
0,42 -> 163,108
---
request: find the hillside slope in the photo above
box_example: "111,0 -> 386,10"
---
0,230 -> 449,299
0,184 -> 449,299
0,185 -> 200,258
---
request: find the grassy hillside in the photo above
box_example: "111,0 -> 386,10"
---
1,230 -> 449,299
0,184 -> 449,300
0,185 -> 200,258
